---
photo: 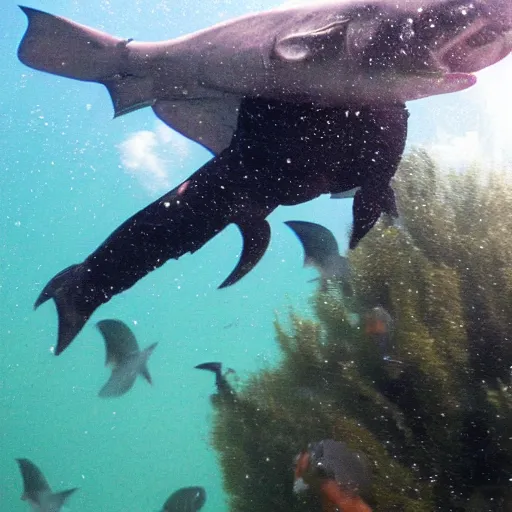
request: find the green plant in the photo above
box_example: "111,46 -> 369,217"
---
211,151 -> 512,511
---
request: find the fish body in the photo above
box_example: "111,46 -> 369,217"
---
96,319 -> 157,398
162,486 -> 206,512
18,1 -> 511,154
16,459 -> 78,512
293,440 -> 372,512
34,98 -> 408,355
285,220 -> 353,295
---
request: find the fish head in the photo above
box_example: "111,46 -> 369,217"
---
342,0 -> 511,100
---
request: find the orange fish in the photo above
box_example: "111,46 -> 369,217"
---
364,306 -> 394,357
293,440 -> 372,512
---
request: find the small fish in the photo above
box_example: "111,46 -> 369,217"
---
285,221 -> 353,296
96,319 -> 157,398
162,486 -> 206,512
16,458 -> 78,512
195,362 -> 236,402
364,307 -> 397,358
293,439 -> 372,512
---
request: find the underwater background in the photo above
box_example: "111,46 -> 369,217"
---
1,0 -> 511,511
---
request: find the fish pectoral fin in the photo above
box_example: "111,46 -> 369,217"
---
349,185 -> 398,249
218,218 -> 271,289
153,96 -> 240,155
272,20 -> 349,62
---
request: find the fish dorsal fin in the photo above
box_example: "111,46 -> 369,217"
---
152,96 -> 240,155
272,20 -> 349,62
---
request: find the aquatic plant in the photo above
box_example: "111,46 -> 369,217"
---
210,150 -> 512,511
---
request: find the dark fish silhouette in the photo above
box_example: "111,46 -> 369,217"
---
162,486 -> 206,512
33,99 -> 408,355
285,220 -> 353,296
195,361 -> 236,401
293,439 -> 372,512
16,458 -> 78,512
96,319 -> 157,398
19,1 -> 511,355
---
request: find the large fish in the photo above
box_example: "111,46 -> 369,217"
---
161,486 -> 206,512
18,1 -> 511,355
16,458 -> 78,512
34,98 -> 408,355
96,319 -> 157,398
18,0 -> 511,155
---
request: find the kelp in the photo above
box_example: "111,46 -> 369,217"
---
210,150 -> 512,511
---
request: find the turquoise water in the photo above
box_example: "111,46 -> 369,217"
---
1,1 -> 511,511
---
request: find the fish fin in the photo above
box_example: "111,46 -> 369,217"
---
18,6 -> 123,80
195,362 -> 223,374
218,219 -> 271,288
96,319 -> 139,366
153,97 -> 240,155
272,20 -> 349,62
34,264 -> 100,355
16,459 -> 51,497
380,185 -> 399,218
349,185 -> 398,249
18,7 -> 155,117
285,221 -> 339,269
138,342 -> 158,384
43,489 -> 79,512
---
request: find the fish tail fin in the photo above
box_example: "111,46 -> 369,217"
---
195,362 -> 223,378
34,263 -> 101,355
18,6 -> 155,117
44,488 -> 78,512
138,342 -> 158,384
